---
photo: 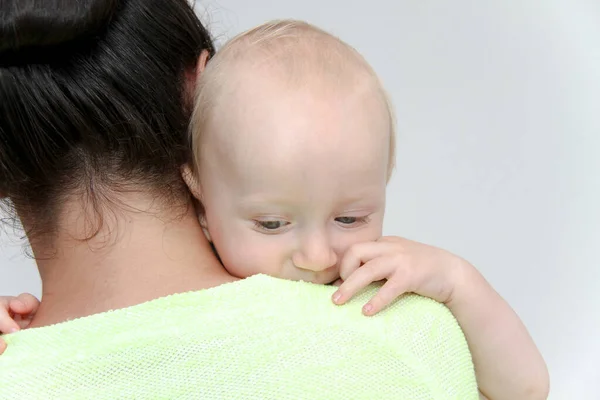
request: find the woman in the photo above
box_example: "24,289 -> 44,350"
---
0,0 -> 478,398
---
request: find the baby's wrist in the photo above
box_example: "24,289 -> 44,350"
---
445,256 -> 484,310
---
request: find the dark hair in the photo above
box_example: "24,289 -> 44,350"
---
0,0 -> 214,240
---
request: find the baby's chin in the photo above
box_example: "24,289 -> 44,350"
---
232,266 -> 340,285
282,270 -> 340,286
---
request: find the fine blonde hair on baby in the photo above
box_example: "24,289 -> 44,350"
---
190,19 -> 396,181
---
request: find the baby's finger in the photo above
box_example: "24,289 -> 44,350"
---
0,308 -> 20,334
362,278 -> 409,316
339,241 -> 389,281
332,258 -> 391,306
10,293 -> 40,314
0,338 -> 6,355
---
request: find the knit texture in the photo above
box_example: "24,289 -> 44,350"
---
0,274 -> 478,399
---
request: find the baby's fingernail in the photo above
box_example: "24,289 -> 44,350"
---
332,292 -> 342,304
363,304 -> 373,315
9,327 -> 18,333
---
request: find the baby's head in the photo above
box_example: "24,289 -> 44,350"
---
188,20 -> 395,284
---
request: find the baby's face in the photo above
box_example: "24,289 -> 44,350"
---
197,72 -> 390,284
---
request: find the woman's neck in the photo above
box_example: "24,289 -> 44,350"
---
27,195 -> 236,328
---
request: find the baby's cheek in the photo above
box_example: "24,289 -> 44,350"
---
335,225 -> 383,256
219,236 -> 279,278
219,242 -> 257,278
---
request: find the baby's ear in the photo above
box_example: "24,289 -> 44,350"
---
197,49 -> 210,77
198,214 -> 212,242
180,165 -> 212,242
181,164 -> 202,200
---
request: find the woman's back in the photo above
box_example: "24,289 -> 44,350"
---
1,276 -> 477,399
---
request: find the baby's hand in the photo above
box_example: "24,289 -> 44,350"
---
332,236 -> 464,315
332,237 -> 550,399
0,293 -> 40,354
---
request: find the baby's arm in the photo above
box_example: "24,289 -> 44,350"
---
332,237 -> 549,400
447,263 -> 549,400
0,293 -> 39,354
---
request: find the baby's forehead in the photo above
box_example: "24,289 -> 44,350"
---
210,30 -> 386,133
208,21 -> 381,104
207,85 -> 390,189
191,20 -> 396,180
211,69 -> 389,158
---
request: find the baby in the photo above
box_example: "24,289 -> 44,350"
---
0,20 -> 548,399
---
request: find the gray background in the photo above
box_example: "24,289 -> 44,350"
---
1,1 -> 598,398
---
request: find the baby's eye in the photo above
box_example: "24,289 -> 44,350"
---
334,216 -> 370,227
260,221 -> 286,229
335,217 -> 358,224
254,220 -> 290,231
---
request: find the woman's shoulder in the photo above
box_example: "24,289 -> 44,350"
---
0,275 -> 478,399
0,274 -> 464,347
235,274 -> 461,326
240,275 -> 479,398
227,275 -> 476,372
215,274 -> 464,331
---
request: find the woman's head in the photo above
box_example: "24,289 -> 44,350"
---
0,0 -> 213,241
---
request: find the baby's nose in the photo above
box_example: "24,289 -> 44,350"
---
292,236 -> 338,272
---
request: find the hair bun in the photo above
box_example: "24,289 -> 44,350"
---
0,0 -> 118,64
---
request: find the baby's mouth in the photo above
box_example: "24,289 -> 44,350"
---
327,278 -> 343,287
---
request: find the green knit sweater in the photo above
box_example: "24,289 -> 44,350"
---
0,275 -> 478,399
